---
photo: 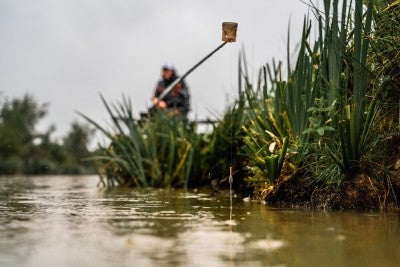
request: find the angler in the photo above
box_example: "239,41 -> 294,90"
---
152,63 -> 190,118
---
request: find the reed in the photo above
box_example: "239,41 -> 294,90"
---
240,0 -> 386,189
303,0 -> 380,182
201,92 -> 247,182
79,94 -> 204,188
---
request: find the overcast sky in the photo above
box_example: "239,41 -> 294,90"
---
0,0 -> 311,140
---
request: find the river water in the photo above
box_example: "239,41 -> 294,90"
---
0,175 -> 399,267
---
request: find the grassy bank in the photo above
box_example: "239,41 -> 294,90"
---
83,0 -> 400,210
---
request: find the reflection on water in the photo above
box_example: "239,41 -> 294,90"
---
0,175 -> 399,266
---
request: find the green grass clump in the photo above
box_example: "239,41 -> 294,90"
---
240,0 -> 399,201
79,95 -> 207,188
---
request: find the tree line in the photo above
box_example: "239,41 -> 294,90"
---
0,93 -> 95,175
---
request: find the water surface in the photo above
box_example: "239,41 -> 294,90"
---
0,175 -> 399,266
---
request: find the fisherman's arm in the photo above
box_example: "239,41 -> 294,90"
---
153,82 -> 167,109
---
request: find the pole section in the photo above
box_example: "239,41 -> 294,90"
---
154,42 -> 228,105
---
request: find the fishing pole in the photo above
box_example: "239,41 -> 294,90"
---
153,22 -> 238,107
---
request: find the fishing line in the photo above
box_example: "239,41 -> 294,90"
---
229,41 -> 234,222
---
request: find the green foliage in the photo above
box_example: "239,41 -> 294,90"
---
201,93 -> 247,182
238,17 -> 324,185
303,98 -> 335,137
335,0 -> 377,177
300,0 -> 398,190
297,0 -> 381,181
0,94 -> 47,158
239,0 -> 398,192
370,0 -> 400,128
0,94 -> 95,175
79,95 -> 208,188
63,121 -> 96,170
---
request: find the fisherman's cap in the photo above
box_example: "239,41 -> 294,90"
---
162,63 -> 175,71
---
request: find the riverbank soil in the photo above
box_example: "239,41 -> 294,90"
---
263,171 -> 400,211
262,132 -> 400,211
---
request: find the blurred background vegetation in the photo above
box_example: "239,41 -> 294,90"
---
0,93 -> 95,175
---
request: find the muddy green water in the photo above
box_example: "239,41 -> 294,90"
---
0,175 -> 399,267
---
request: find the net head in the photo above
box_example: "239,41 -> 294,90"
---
222,22 -> 238,42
